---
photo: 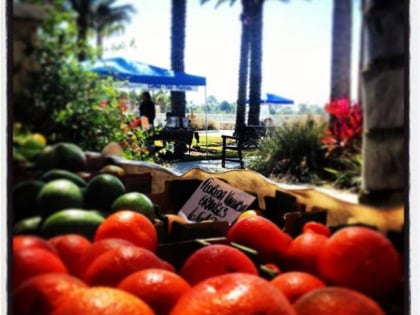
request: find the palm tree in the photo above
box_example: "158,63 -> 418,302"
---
329,0 -> 352,100
68,0 -> 135,60
359,0 -> 406,206
92,0 -> 136,57
201,0 -> 294,135
69,0 -> 93,61
170,0 -> 187,117
201,0 -> 263,133
235,5 -> 251,135
246,0 -> 263,126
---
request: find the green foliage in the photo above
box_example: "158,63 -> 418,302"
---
115,112 -> 160,161
12,123 -> 47,167
247,116 -> 330,183
324,153 -> 362,191
321,99 -> 363,191
14,0 -> 128,152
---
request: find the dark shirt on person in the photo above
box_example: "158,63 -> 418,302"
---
139,99 -> 156,126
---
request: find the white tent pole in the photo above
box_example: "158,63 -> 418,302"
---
204,86 -> 208,161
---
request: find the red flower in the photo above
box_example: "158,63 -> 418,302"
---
99,100 -> 107,108
323,98 -> 363,152
130,118 -> 141,129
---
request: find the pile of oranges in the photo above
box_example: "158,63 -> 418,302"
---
12,209 -> 404,315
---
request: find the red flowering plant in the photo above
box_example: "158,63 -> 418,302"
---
111,102 -> 159,161
321,98 -> 363,190
322,98 -> 363,155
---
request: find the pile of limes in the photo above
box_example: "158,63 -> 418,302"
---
12,142 -> 157,241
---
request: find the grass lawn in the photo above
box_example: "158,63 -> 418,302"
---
155,134 -> 257,162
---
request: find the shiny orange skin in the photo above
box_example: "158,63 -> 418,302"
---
83,245 -> 174,287
284,232 -> 329,275
179,244 -> 258,285
226,215 -> 292,266
13,248 -> 68,289
73,238 -> 134,278
50,287 -> 155,315
48,234 -> 92,276
13,235 -> 57,254
293,287 -> 386,315
271,271 -> 326,303
170,273 -> 297,315
12,273 -> 87,315
318,226 -> 402,298
118,268 -> 191,315
94,211 -> 158,252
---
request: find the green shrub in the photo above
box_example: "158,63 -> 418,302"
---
13,0 -> 126,152
247,116 -> 330,183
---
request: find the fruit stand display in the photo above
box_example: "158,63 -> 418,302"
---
11,142 -> 405,315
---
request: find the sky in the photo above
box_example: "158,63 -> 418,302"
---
102,0 -> 362,106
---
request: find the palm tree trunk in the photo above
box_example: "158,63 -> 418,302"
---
170,0 -> 187,117
235,10 -> 251,136
247,0 -> 263,126
96,28 -> 104,58
357,0 -> 365,102
77,16 -> 88,61
359,0 -> 406,206
330,0 -> 352,100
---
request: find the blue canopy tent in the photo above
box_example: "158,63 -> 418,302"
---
88,57 -> 207,91
246,92 -> 294,104
88,57 -> 214,158
260,92 -> 294,104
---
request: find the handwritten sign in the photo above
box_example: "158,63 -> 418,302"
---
178,177 -> 256,224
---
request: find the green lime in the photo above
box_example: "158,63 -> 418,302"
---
84,173 -> 126,213
36,142 -> 87,172
37,179 -> 84,218
18,138 -> 44,161
35,145 -> 56,170
53,142 -> 87,172
39,169 -> 87,188
22,138 -> 45,151
13,216 -> 42,235
12,180 -> 45,223
40,209 -> 104,240
111,192 -> 155,221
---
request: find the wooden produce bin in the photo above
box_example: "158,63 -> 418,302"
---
110,156 -> 404,236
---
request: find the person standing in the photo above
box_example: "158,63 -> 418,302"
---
139,91 -> 156,128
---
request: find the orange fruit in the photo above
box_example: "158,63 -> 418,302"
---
117,268 -> 191,315
302,221 -> 331,236
50,286 -> 155,315
12,273 -> 87,315
170,273 -> 296,315
179,244 -> 258,285
13,235 -> 57,254
13,248 -> 68,288
293,286 -> 386,315
94,210 -> 158,252
284,230 -> 329,275
164,214 -> 187,234
270,271 -> 326,303
83,245 -> 174,287
318,226 -> 402,298
226,215 -> 292,265
73,238 -> 135,278
48,234 -> 92,276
